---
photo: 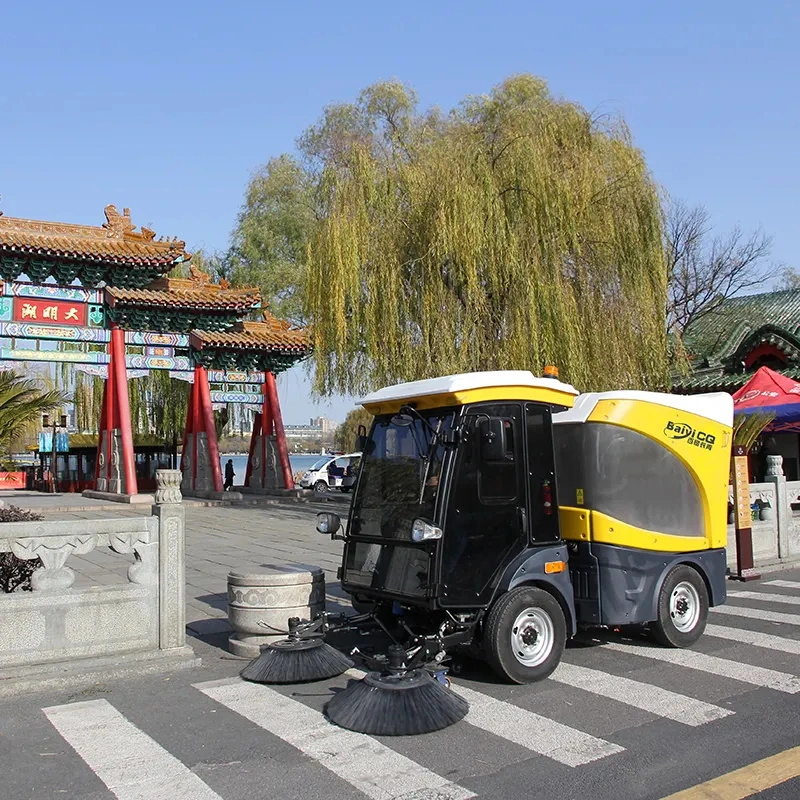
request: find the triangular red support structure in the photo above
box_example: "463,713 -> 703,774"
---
95,325 -> 137,495
244,371 -> 294,490
179,364 -> 224,495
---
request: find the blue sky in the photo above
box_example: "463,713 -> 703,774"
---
2,1 -> 797,425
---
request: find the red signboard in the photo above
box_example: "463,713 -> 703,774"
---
12,298 -> 87,326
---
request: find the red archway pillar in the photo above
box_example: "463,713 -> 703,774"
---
179,364 -> 223,495
266,371 -> 294,490
244,372 -> 294,490
94,325 -> 137,496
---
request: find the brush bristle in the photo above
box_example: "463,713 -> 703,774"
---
325,672 -> 469,735
240,641 -> 353,684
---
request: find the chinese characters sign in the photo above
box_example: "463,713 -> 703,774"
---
732,447 -> 752,530
12,298 -> 87,326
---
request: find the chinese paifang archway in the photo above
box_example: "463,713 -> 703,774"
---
0,205 -> 310,498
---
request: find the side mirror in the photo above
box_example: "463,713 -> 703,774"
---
479,417 -> 509,462
316,512 -> 341,537
355,424 -> 368,452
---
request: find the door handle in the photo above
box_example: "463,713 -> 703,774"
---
518,506 -> 527,533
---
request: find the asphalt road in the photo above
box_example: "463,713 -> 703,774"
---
2,500 -> 800,800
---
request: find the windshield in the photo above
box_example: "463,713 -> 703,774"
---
349,410 -> 454,540
309,458 -> 330,471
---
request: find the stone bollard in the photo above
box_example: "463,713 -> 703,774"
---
152,469 -> 186,650
227,565 -> 325,658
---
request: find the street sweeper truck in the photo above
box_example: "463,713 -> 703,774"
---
240,369 -> 733,736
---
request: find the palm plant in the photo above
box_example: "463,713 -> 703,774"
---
0,370 -> 68,467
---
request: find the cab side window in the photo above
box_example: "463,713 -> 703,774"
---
526,404 -> 559,542
478,417 -> 518,503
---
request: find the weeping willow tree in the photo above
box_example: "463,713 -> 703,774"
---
304,75 -> 668,395
64,365 -> 192,444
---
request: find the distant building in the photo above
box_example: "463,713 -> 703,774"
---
311,416 -> 334,434
283,416 -> 336,442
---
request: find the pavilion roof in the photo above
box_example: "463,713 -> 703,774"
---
190,311 -> 310,354
0,205 -> 190,272
106,271 -> 261,312
672,287 -> 800,394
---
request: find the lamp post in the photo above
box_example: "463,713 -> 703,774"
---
42,413 -> 67,493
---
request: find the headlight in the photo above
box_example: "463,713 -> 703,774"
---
411,518 -> 442,543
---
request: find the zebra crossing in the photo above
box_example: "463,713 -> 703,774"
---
28,578 -> 800,800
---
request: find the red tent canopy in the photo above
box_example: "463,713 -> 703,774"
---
732,366 -> 800,431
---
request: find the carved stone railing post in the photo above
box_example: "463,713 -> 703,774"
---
764,455 -> 790,559
153,469 -> 186,650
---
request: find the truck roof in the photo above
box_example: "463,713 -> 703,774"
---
360,370 -> 579,414
553,390 -> 734,427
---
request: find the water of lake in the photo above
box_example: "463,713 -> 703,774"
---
222,453 -> 326,482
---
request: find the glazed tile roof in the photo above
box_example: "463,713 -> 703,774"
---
672,288 -> 800,393
0,205 -> 190,268
683,288 -> 800,364
106,272 -> 261,312
190,312 -> 310,353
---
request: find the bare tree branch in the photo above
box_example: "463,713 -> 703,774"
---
666,198 -> 777,335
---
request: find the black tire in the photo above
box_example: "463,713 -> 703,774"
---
650,564 -> 709,648
314,480 -> 329,493
484,586 -> 566,684
340,487 -> 351,493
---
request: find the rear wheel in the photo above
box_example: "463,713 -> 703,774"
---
484,586 -> 566,684
650,565 -> 709,648
314,480 -> 329,493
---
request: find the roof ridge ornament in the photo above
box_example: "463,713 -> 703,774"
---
189,264 -> 211,285
102,205 -> 136,237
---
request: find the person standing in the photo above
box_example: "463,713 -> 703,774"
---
224,459 -> 235,491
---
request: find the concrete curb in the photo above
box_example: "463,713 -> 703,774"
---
0,647 -> 201,700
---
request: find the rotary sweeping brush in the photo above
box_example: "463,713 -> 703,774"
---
325,645 -> 469,735
240,617 -> 353,684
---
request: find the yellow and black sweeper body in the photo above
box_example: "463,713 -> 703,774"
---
311,369 -> 734,685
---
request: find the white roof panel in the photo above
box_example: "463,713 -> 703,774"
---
360,370 -> 578,406
553,390 -> 734,427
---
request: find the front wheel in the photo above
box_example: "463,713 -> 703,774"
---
484,586 -> 566,684
650,565 -> 709,648
314,480 -> 329,493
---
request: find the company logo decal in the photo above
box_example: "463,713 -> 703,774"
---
664,421 -> 715,451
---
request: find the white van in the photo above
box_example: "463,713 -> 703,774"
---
299,452 -> 362,493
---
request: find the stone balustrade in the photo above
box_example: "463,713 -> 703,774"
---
727,455 -> 800,570
0,469 -> 190,670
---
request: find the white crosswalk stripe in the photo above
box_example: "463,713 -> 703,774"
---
43,699 -> 224,800
549,662 -> 734,725
342,667 -> 625,767
448,683 -> 624,767
600,641 -> 800,693
765,580 -> 800,590
705,623 -> 800,655
194,677 -> 476,800
728,590 -> 800,606
711,603 -> 800,626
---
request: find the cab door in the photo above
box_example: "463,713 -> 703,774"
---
439,403 -> 527,606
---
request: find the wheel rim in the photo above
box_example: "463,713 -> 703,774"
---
670,581 -> 701,632
511,607 -> 554,667
315,482 -> 328,493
